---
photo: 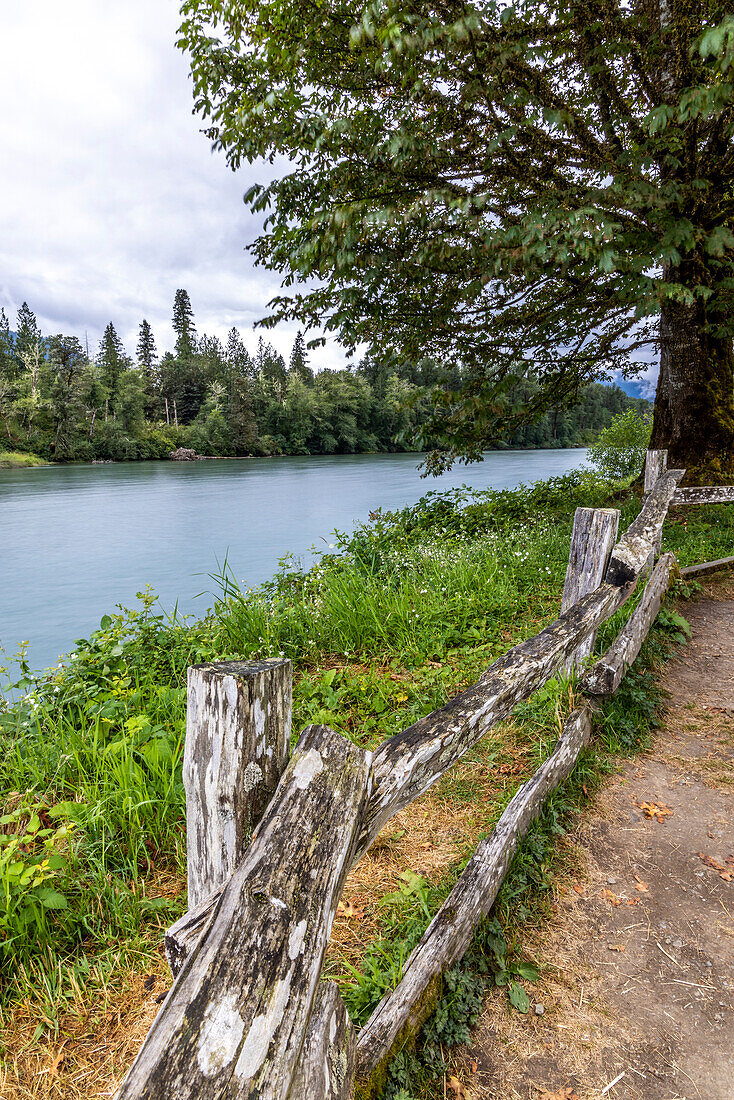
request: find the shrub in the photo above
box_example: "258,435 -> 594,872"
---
587,407 -> 652,480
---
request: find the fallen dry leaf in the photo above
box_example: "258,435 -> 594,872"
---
573,884 -> 585,895
536,1087 -> 580,1100
600,889 -> 637,907
634,878 -> 650,893
448,1074 -> 474,1099
600,889 -> 622,907
336,899 -> 365,919
497,762 -> 525,776
49,1042 -> 67,1078
636,800 -> 673,822
698,852 -> 734,882
608,943 -> 626,952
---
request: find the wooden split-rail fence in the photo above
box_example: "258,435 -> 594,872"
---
115,451 -> 734,1100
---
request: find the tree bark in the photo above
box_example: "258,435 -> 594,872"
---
651,290 -> 734,483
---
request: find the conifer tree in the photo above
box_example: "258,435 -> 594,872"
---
15,302 -> 45,401
136,319 -> 157,377
289,331 -> 313,385
226,326 -> 255,380
48,335 -> 89,456
97,323 -> 130,414
172,289 -> 197,360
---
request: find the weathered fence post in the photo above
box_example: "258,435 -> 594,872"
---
117,724 -> 370,1100
561,507 -> 620,671
644,449 -> 668,559
582,552 -> 677,696
183,659 -> 292,910
644,449 -> 668,496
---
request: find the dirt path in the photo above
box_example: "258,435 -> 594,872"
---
460,577 -> 734,1100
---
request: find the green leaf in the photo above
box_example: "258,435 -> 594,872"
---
100,615 -> 112,630
45,853 -> 68,872
36,888 -> 68,910
508,981 -> 531,1013
48,801 -> 89,823
516,962 -> 539,982
140,738 -> 174,767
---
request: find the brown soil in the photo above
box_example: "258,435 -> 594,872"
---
458,577 -> 734,1100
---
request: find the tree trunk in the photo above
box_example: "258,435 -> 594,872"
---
651,280 -> 734,484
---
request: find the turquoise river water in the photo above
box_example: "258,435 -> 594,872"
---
0,448 -> 587,677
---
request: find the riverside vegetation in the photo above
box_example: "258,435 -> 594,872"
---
0,293 -> 647,464
0,470 -> 731,1097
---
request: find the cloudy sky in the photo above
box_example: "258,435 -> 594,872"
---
0,0 -> 343,368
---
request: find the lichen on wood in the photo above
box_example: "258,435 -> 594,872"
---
289,982 -> 355,1099
643,449 -> 668,496
117,724 -> 370,1100
583,553 -> 677,696
671,485 -> 734,506
560,507 -> 620,670
183,659 -> 292,911
605,469 -> 684,585
354,705 -> 594,1084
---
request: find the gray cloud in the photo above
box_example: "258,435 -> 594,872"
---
0,0 -> 345,368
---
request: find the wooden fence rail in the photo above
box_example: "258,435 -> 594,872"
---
115,452 -> 733,1100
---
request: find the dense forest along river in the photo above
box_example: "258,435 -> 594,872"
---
1,448 -> 587,678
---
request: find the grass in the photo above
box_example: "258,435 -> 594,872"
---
0,451 -> 47,469
0,469 -> 732,1098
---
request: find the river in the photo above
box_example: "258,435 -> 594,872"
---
0,449 -> 587,677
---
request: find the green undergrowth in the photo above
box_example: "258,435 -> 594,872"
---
0,451 -> 47,469
0,468 -> 730,1058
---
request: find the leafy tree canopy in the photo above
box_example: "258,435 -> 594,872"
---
177,0 -> 734,477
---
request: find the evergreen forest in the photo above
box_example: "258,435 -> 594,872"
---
0,291 -> 648,463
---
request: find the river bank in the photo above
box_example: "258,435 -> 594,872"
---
0,451 -> 48,469
0,441 -> 591,469
0,472 -> 732,1099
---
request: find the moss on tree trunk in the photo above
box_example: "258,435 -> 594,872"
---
651,287 -> 734,484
